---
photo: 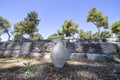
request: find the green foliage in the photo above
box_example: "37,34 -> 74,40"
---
18,61 -> 37,75
30,33 -> 43,40
78,29 -> 112,39
48,33 -> 58,39
62,19 -> 79,38
100,30 -> 112,38
110,21 -> 120,38
0,16 -> 11,40
78,29 -> 92,39
87,7 -> 108,38
14,11 -> 40,39
57,30 -> 64,36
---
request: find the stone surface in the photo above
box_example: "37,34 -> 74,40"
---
30,52 -> 42,58
46,43 -> 54,52
44,52 -> 51,60
75,42 -> 101,53
11,50 -> 20,57
66,42 -> 75,53
0,50 -> 4,55
0,42 -> 7,50
75,42 -> 84,52
100,43 -> 117,54
32,42 -> 46,52
20,42 -> 32,56
86,53 -> 111,60
69,53 -> 86,60
3,50 -> 11,57
6,41 -> 21,50
117,43 -> 120,52
86,43 -> 101,53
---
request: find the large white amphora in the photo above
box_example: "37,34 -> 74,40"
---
51,36 -> 68,68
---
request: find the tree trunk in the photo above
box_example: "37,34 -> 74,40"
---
97,27 -> 101,39
5,29 -> 10,41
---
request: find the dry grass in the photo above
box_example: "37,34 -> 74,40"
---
0,58 -> 120,80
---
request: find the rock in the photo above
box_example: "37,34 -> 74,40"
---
44,52 -> 51,60
100,43 -> 117,54
75,42 -> 84,53
20,42 -> 32,56
66,42 -> 75,53
30,52 -> 42,58
3,50 -> 11,57
75,42 -> 100,53
0,50 -> 4,56
46,43 -> 54,52
86,43 -> 100,53
32,42 -> 46,52
6,41 -> 21,50
86,53 -> 110,60
0,42 -> 7,50
117,43 -> 120,52
11,50 -> 20,57
69,53 -> 86,60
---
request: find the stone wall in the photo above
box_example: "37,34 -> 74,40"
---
0,39 -> 120,61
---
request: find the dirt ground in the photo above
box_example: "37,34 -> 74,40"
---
0,58 -> 120,80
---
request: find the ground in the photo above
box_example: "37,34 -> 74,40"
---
0,58 -> 120,80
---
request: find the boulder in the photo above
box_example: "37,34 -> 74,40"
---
32,42 -> 46,52
0,42 -> 7,50
11,50 -> 20,57
6,41 -> 21,50
20,42 -> 32,56
66,42 -> 75,53
3,50 -> 11,57
46,43 -> 54,52
44,52 -> 51,60
86,53 -> 111,60
75,42 -> 84,53
0,50 -> 4,56
100,43 -> 117,54
30,52 -> 42,58
69,53 -> 86,60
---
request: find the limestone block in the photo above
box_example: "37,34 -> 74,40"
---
32,42 -> 46,52
69,53 -> 86,60
6,41 -> 21,50
3,50 -> 11,57
20,42 -> 32,56
46,43 -> 54,52
30,52 -> 42,58
75,42 -> 84,53
86,53 -> 109,60
11,50 -> 20,57
66,42 -> 75,53
100,43 -> 117,54
0,50 -> 4,56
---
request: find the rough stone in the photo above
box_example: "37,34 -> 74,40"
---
75,42 -> 84,52
69,53 -> 86,60
86,43 -> 101,53
30,52 -> 42,58
6,41 -> 21,50
32,42 -> 46,52
11,50 -> 20,57
117,43 -> 120,52
20,42 -> 32,56
46,43 -> 54,52
86,53 -> 110,60
0,42 -> 7,50
100,43 -> 117,54
3,50 -> 11,57
66,42 -> 75,53
44,52 -> 51,60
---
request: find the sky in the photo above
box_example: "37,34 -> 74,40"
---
0,0 -> 120,41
